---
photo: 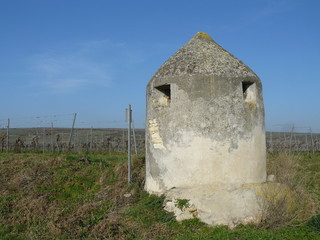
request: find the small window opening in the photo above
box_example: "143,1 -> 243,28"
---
242,81 -> 256,103
155,84 -> 171,99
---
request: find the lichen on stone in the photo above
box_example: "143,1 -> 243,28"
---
195,32 -> 214,42
246,101 -> 256,107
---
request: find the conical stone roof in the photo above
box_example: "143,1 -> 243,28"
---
152,32 -> 257,79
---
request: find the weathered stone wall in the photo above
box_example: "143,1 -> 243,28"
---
145,32 -> 266,194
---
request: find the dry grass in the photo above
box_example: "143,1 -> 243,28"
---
0,152 -> 146,239
258,152 -> 319,229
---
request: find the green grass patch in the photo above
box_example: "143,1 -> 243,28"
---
127,193 -> 175,226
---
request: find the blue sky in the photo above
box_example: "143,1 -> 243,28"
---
0,0 -> 319,131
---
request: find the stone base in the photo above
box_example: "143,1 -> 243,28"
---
164,182 -> 293,228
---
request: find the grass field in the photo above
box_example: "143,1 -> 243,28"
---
0,151 -> 319,239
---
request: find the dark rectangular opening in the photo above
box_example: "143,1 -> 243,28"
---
242,81 -> 253,99
242,81 -> 253,94
155,84 -> 171,99
242,81 -> 257,104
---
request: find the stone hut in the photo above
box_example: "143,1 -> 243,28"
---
145,32 -> 266,195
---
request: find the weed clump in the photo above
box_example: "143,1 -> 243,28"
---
175,199 -> 190,210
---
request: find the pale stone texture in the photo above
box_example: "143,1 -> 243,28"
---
165,184 -> 262,228
164,182 -> 296,228
145,32 -> 267,227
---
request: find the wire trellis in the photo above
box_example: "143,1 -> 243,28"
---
0,113 -> 145,153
